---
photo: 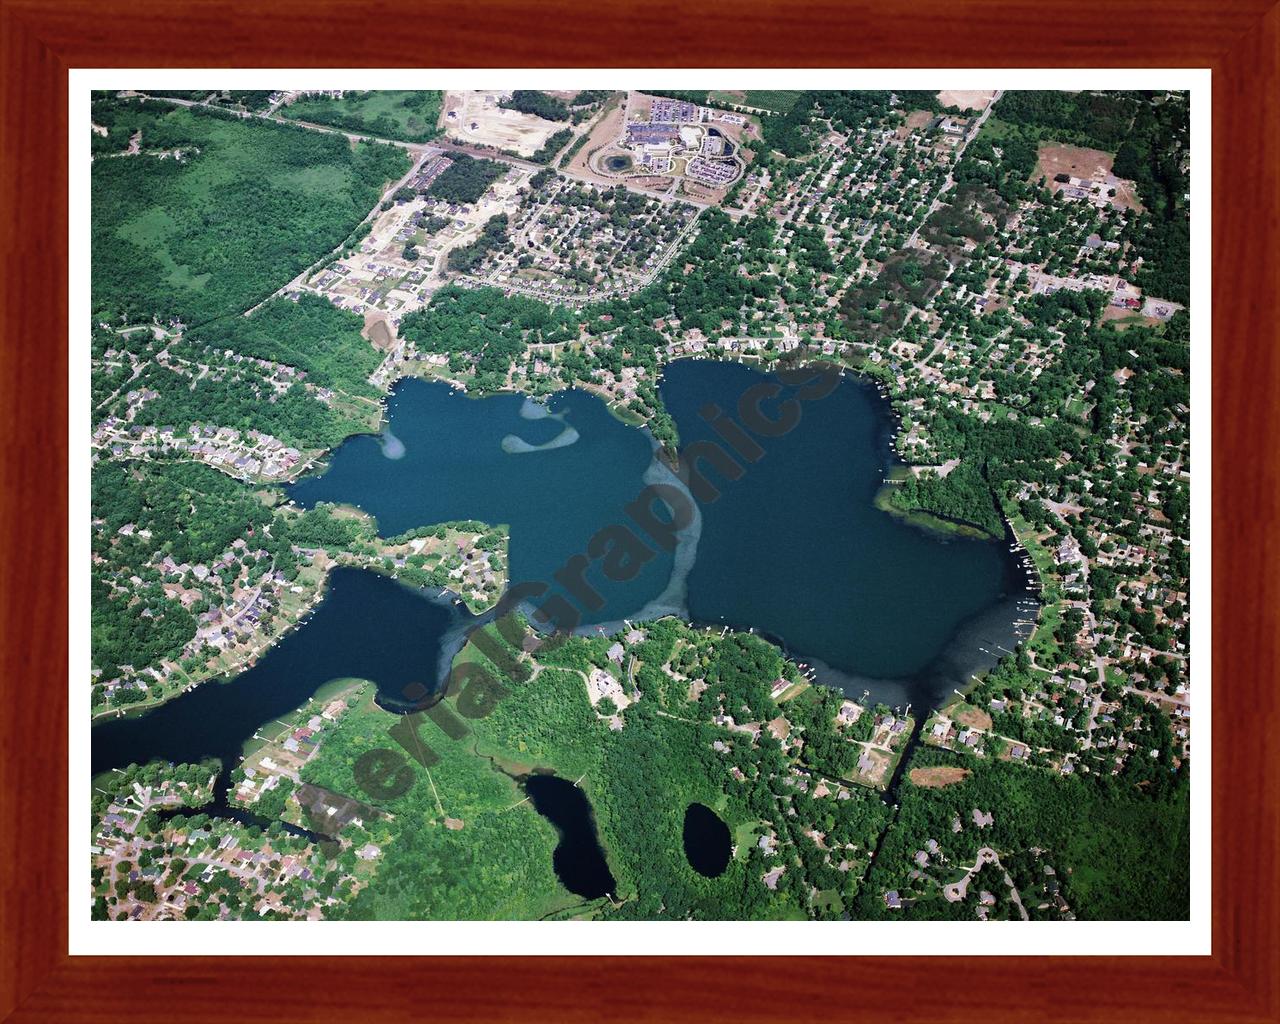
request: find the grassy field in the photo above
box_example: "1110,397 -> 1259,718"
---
1028,600 -> 1065,666
298,679 -> 583,920
283,90 -> 443,143
975,116 -> 1021,142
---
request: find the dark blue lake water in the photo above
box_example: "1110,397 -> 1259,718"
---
93,360 -> 1037,857
683,802 -> 732,878
522,773 -> 616,899
286,359 -> 1032,694
289,378 -> 680,626
91,567 -> 470,779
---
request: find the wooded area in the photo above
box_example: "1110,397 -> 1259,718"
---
92,96 -> 408,326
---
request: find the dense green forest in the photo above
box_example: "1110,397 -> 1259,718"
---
529,128 -> 574,165
399,286 -> 578,391
993,90 -> 1144,150
887,462 -> 1004,538
426,155 -> 506,205
859,746 -> 1189,920
92,96 -> 408,325
499,90 -> 570,121
282,90 -> 443,143
1115,98 -> 1192,305
188,294 -> 381,400
571,90 -> 612,107
444,214 -> 508,275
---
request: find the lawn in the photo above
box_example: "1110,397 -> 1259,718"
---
1003,498 -> 1057,590
975,116 -> 1021,142
1029,600 -> 1065,666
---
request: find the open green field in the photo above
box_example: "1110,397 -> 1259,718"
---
975,116 -> 1022,142
92,97 -> 408,325
283,90 -> 443,143
1028,600 -> 1065,666
298,680 -> 582,921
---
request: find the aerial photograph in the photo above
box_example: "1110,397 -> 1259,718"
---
88,86 -> 1192,923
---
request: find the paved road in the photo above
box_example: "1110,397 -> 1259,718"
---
942,845 -> 1029,919
906,89 -> 1004,250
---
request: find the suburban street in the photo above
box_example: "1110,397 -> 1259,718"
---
906,89 -> 1004,250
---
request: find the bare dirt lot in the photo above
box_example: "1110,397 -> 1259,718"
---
441,91 -> 564,157
679,178 -> 728,204
1109,178 -> 1144,211
936,90 -> 997,112
899,109 -> 935,140
1037,142 -> 1115,182
562,95 -> 627,186
859,749 -> 891,785
362,313 -> 396,351
1102,306 -> 1163,329
954,704 -> 994,731
909,766 -> 972,788
1036,143 -> 1144,212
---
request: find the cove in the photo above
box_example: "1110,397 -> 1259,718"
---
683,802 -> 732,878
91,567 -> 474,788
661,359 -> 1035,704
522,773 -> 616,899
288,383 -> 683,626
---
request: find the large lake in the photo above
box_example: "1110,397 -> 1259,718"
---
288,359 -> 1034,696
94,359 -> 1035,793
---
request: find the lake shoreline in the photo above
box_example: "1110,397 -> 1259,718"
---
871,481 -> 1002,542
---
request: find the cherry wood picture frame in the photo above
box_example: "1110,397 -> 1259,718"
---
2,1 -> 1276,1020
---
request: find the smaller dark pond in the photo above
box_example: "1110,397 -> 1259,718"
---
522,773 -> 616,899
682,802 -> 732,878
